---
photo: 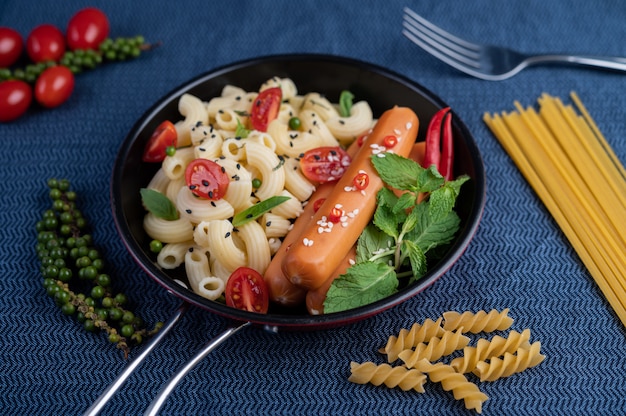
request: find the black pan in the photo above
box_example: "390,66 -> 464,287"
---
98,54 -> 485,414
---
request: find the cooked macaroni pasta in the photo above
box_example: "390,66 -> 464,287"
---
142,78 -> 373,301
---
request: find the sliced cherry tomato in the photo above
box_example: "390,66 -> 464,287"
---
383,135 -> 398,148
184,158 -> 230,200
66,7 -> 110,50
300,146 -> 351,183
34,66 -> 74,108
352,172 -> 369,190
0,27 -> 23,68
249,87 -> 281,132
142,120 -> 178,162
0,80 -> 32,122
225,267 -> 269,313
26,24 -> 65,63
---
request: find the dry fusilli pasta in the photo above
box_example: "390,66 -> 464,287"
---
443,308 -> 513,334
450,328 -> 532,373
473,341 -> 545,382
398,328 -> 470,367
348,361 -> 427,392
415,359 -> 489,414
380,317 -> 445,362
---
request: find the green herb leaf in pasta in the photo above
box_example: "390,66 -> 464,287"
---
140,188 -> 179,220
232,195 -> 290,227
339,90 -> 354,117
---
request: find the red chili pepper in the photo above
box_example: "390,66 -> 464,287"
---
422,107 -> 454,180
439,109 -> 454,181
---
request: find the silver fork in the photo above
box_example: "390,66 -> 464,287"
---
402,7 -> 626,81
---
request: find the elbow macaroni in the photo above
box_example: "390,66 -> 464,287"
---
142,78 -> 372,301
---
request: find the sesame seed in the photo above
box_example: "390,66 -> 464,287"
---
393,128 -> 401,135
186,209 -> 192,214
225,232 -> 231,238
303,238 -> 314,247
406,122 -> 413,129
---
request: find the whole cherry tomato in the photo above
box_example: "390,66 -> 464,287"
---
0,80 -> 32,122
0,27 -> 23,68
66,7 -> 110,50
225,267 -> 269,313
249,87 -> 282,132
142,120 -> 178,162
184,158 -> 230,200
26,24 -> 66,63
34,66 -> 75,108
300,146 -> 352,183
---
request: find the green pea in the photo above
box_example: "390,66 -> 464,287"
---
288,116 -> 301,130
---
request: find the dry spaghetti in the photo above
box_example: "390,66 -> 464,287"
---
484,93 -> 626,325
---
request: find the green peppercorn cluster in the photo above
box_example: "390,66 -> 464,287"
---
36,178 -> 162,357
0,36 -> 150,83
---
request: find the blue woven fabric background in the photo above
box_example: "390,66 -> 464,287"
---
1,1 -> 625,415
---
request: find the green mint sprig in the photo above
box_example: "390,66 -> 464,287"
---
323,152 -> 469,313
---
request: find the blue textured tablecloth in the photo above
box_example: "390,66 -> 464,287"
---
2,1 -> 626,415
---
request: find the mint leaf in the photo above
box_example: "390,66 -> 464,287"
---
402,239 -> 427,284
428,175 -> 469,221
371,152 -> 423,192
235,119 -> 250,138
231,195 -> 290,227
356,224 -> 395,263
393,192 -> 417,215
140,188 -> 178,220
374,190 -> 400,239
323,262 -> 398,313
416,165 -> 446,193
400,204 -> 421,236
406,204 -> 461,253
339,90 -> 354,117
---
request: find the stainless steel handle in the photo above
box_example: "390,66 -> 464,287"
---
143,321 -> 252,416
82,302 -> 190,416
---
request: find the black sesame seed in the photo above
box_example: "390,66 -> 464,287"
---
189,185 -> 197,190
266,221 -> 272,227
210,201 -> 216,207
225,232 -> 231,238
186,209 -> 192,214
202,180 -> 210,186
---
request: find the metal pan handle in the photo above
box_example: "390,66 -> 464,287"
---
82,302 -> 190,416
143,321 -> 252,416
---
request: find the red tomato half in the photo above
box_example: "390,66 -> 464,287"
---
0,80 -> 32,122
142,120 -> 178,162
184,159 -> 230,200
300,146 -> 352,183
26,24 -> 65,63
225,267 -> 269,313
249,87 -> 281,132
34,66 -> 75,108
66,7 -> 110,50
0,27 -> 23,68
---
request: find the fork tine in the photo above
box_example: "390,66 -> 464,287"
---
403,8 -> 480,53
402,8 -> 482,70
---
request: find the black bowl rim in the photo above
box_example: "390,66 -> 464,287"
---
110,53 -> 486,330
